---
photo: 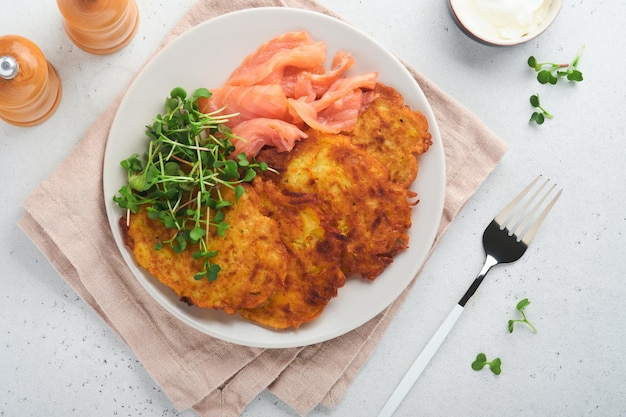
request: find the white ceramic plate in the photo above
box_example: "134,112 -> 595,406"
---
103,7 -> 445,348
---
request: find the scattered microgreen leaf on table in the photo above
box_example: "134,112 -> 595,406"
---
527,45 -> 585,85
526,45 -> 585,124
508,298 -> 537,333
113,86 -> 274,282
471,353 -> 502,375
529,94 -> 553,125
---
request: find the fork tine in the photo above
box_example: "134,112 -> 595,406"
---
507,179 -> 549,231
494,176 -> 540,225
495,176 -> 562,245
512,181 -> 556,238
520,187 -> 562,245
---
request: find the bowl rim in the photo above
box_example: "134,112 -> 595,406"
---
448,0 -> 564,46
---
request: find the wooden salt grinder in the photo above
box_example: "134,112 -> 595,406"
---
57,0 -> 140,55
0,35 -> 62,127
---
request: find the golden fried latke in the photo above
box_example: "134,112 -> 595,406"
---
257,130 -> 412,280
123,184 -> 287,315
239,179 -> 346,329
351,83 -> 432,188
121,83 -> 431,329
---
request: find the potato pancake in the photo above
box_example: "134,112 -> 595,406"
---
120,83 -> 431,329
123,184 -> 288,314
351,84 -> 432,188
239,179 -> 346,329
257,129 -> 413,280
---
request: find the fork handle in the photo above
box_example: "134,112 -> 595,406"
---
377,255 -> 498,417
376,304 -> 464,417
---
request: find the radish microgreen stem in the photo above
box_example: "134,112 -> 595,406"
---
527,45 -> 585,85
529,94 -> 553,125
508,298 -> 537,333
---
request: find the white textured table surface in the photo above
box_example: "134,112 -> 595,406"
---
2,1 -> 625,416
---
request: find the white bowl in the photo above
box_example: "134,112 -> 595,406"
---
449,0 -> 563,46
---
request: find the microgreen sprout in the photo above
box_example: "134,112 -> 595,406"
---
529,94 -> 553,125
471,353 -> 502,375
527,45 -> 585,85
508,298 -> 537,333
526,46 -> 585,124
114,87 -> 274,282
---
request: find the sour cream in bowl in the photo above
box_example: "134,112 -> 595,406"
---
449,0 -> 563,46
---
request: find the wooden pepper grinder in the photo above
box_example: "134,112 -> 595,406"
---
0,35 -> 62,127
57,0 -> 140,55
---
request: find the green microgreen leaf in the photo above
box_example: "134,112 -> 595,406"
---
206,264 -> 221,282
215,200 -> 233,209
488,357 -> 502,375
170,87 -> 187,100
242,168 -> 257,182
567,69 -> 583,82
236,152 -> 250,167
471,353 -> 487,370
471,353 -> 501,375
171,234 -> 187,253
120,153 -> 143,172
213,210 -> 225,223
189,227 -> 206,242
529,112 -> 545,125
192,87 -> 211,101
516,298 -> 531,310
113,86 -> 274,281
508,298 -> 538,333
215,221 -> 229,236
529,94 -> 540,107
234,185 -> 245,201
537,70 -> 558,85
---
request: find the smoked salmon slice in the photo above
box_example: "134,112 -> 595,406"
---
284,50 -> 355,100
231,118 -> 308,157
287,72 -> 377,133
288,89 -> 364,134
199,84 -> 289,127
201,31 -> 378,157
227,32 -> 326,87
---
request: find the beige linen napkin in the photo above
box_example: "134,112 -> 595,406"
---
19,0 -> 508,416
